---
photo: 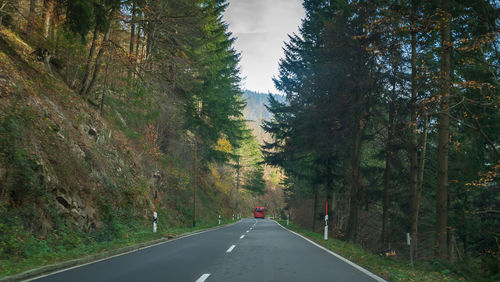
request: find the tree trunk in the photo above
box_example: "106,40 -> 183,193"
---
462,192 -> 468,257
100,55 -> 110,115
85,25 -> 111,97
135,14 -> 141,75
27,0 -> 37,34
436,0 -> 451,259
146,30 -> 152,61
0,1 -> 7,26
347,116 -> 364,242
381,103 -> 394,249
409,0 -> 419,261
49,15 -> 55,41
413,113 -> 428,258
129,1 -> 136,55
128,1 -> 136,79
327,161 -> 334,232
192,140 -> 197,227
236,158 -> 240,214
136,15 -> 141,54
145,22 -> 156,70
80,25 -> 100,96
330,191 -> 336,232
42,0 -> 53,38
312,187 -> 318,231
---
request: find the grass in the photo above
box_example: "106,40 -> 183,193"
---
0,219 -> 237,278
276,220 -> 470,282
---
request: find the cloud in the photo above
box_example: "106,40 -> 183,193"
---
224,0 -> 304,93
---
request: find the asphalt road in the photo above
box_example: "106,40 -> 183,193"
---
30,219 -> 385,282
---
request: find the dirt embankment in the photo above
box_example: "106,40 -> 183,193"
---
0,27 -> 161,239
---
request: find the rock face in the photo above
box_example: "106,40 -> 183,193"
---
0,27 -> 155,240
55,189 -> 98,231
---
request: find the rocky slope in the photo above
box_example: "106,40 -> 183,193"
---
0,26 -> 220,256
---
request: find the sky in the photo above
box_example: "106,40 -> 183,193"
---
223,0 -> 305,94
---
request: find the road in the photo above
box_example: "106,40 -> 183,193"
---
31,219 -> 384,282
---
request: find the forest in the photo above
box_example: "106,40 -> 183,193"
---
263,0 -> 499,279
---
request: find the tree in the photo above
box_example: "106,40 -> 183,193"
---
435,0 -> 452,259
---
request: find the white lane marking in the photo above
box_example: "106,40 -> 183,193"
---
196,273 -> 211,282
226,245 -> 236,253
246,230 -> 249,233
274,221 -> 387,282
25,221 -> 244,282
240,235 -> 245,239
250,227 -> 252,230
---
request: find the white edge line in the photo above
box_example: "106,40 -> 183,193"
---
195,273 -> 211,282
226,245 -> 236,253
274,221 -> 387,282
25,220 -> 244,281
240,235 -> 245,239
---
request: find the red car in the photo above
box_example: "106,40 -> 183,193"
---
254,207 -> 265,218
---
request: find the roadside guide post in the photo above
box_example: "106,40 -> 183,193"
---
324,201 -> 328,240
287,211 -> 290,226
232,214 -> 235,221
218,214 -> 221,225
153,191 -> 158,233
407,233 -> 413,267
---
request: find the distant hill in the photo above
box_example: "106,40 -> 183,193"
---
242,90 -> 285,143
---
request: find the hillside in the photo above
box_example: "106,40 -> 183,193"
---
1,24 -> 202,244
242,90 -> 285,143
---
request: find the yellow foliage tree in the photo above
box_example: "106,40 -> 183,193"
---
215,137 -> 232,153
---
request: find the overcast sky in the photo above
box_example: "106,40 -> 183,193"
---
223,0 -> 305,94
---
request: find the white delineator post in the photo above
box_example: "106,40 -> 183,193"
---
153,212 -> 158,233
324,201 -> 328,240
407,233 -> 413,267
287,213 -> 289,226
153,191 -> 158,233
218,214 -> 221,225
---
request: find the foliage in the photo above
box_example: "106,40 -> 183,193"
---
263,0 -> 499,278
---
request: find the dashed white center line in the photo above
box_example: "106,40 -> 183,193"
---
240,235 -> 245,239
246,230 -> 249,233
226,245 -> 236,253
196,273 -> 211,282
